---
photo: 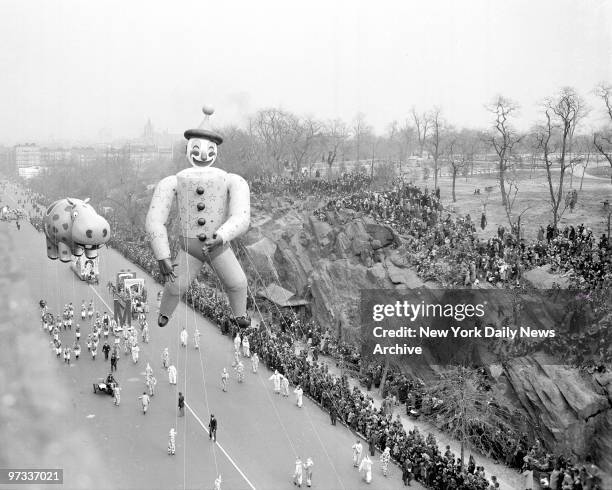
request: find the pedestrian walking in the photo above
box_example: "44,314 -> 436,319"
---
168,364 -> 177,385
208,414 -> 217,442
102,341 -> 110,361
138,392 -> 150,414
380,447 -> 391,477
146,375 -> 157,396
131,344 -> 140,364
251,352 -> 259,373
269,370 -> 281,394
359,454 -> 373,483
168,428 -> 176,455
294,385 -> 303,408
178,392 -> 185,417
221,368 -> 229,392
110,349 -> 118,371
281,375 -> 290,397
180,327 -> 188,348
113,384 -> 121,406
303,457 -> 313,487
161,347 -> 169,368
194,327 -> 200,349
352,439 -> 363,467
293,457 -> 303,487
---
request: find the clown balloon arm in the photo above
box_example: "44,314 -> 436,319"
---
158,258 -> 177,282
145,175 -> 178,260
214,174 -> 250,245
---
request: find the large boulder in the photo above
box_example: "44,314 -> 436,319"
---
309,259 -> 386,341
503,354 -> 612,470
308,216 -> 334,248
386,261 -> 425,288
244,237 -> 277,273
345,220 -> 370,256
365,222 -> 395,247
274,238 -> 312,296
334,231 -> 351,258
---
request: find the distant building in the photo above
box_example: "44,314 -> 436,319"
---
70,147 -> 97,164
40,147 -> 71,166
14,143 -> 41,168
0,146 -> 11,173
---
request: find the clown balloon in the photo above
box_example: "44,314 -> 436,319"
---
145,106 -> 250,328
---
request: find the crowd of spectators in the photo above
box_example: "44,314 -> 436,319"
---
250,172 -> 372,200
316,180 -> 611,292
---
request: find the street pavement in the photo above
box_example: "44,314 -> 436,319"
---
2,186 -> 418,490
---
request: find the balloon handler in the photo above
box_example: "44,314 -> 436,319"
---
146,106 -> 250,329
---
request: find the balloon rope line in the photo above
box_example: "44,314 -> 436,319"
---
192,289 -> 220,476
235,240 -> 345,482
183,251 -> 188,490
224,243 -> 299,459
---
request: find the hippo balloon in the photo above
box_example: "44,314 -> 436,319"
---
43,197 -> 111,262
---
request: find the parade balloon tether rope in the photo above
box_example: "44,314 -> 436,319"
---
183,203 -> 220,485
236,241 -> 348,489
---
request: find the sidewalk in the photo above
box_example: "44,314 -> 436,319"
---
296,342 -> 526,490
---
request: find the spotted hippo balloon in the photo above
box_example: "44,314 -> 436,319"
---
43,198 -> 111,262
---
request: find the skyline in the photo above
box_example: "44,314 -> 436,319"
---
1,0 -> 611,146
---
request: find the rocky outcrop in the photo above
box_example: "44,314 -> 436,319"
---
501,354 -> 612,472
246,203 -> 415,336
248,197 -> 611,476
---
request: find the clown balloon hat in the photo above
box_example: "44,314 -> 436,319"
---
184,106 -> 223,144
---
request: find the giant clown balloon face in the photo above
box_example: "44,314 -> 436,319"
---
187,138 -> 217,167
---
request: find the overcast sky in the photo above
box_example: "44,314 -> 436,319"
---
1,0 -> 611,145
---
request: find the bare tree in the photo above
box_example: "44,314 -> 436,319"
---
287,116 -> 322,174
486,96 -> 523,208
427,107 -> 444,190
593,83 -> 612,183
412,107 -> 429,158
426,366 -> 522,467
250,108 -> 293,173
445,130 -> 468,202
535,87 -> 586,228
352,112 -> 371,163
322,119 -> 349,178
